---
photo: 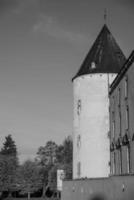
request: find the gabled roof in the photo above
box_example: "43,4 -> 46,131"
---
72,24 -> 126,81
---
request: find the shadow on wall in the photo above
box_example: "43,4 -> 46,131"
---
89,193 -> 107,200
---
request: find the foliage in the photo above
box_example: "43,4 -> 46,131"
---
17,160 -> 43,199
56,136 -> 73,179
47,136 -> 73,191
36,136 -> 73,194
48,165 -> 57,191
36,141 -> 58,166
1,135 -> 17,156
55,145 -> 64,164
57,135 -> 73,164
0,135 -> 18,192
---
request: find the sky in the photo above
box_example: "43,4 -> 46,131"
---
0,0 -> 134,163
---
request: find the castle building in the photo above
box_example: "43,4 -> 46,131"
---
109,51 -> 134,175
72,24 -> 126,179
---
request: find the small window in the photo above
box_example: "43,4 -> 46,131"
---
77,135 -> 81,148
91,62 -> 96,69
77,99 -> 81,115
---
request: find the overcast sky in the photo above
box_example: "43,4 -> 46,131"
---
0,0 -> 134,163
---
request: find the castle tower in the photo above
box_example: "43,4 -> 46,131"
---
72,24 -> 126,179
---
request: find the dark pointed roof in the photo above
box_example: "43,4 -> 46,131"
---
72,24 -> 126,81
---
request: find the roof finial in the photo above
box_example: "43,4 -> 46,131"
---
104,8 -> 107,24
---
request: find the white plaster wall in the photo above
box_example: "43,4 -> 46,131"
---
73,74 -> 116,179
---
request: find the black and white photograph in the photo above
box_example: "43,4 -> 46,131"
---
0,0 -> 134,200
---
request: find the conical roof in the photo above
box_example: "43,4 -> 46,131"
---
72,24 -> 126,81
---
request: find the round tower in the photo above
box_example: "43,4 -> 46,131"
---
72,25 -> 126,179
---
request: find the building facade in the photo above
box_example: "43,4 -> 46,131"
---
72,24 -> 126,179
109,51 -> 134,175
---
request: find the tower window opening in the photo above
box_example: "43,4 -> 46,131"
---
77,99 -> 81,115
77,135 -> 81,148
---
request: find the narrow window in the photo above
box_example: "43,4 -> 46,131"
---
111,152 -> 116,175
118,88 -> 121,136
118,88 -> 121,108
112,111 -> 115,138
126,106 -> 129,131
119,113 -> 121,136
77,99 -> 81,115
119,149 -> 122,174
110,153 -> 114,175
77,162 -> 81,177
112,121 -> 115,138
113,152 -> 116,174
77,135 -> 81,148
112,96 -> 115,139
126,145 -> 131,173
124,76 -> 128,99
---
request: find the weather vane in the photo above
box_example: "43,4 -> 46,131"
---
104,8 -> 107,24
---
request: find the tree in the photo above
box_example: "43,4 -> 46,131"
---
1,135 -> 17,156
17,160 -> 43,199
37,141 -> 58,166
0,135 -> 18,194
56,145 -> 64,164
48,165 -> 57,191
46,136 -> 73,191
35,137 -> 73,196
36,141 -> 58,197
56,136 -> 73,179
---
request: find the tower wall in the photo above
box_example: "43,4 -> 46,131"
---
73,73 -> 116,179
